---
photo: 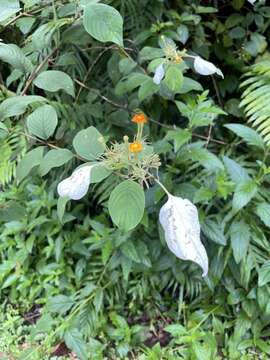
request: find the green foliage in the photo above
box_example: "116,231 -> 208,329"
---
240,61 -> 270,145
27,105 -> 58,140
108,180 -> 145,231
83,3 -> 124,46
1,0 -> 270,359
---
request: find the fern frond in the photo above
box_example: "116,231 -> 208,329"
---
0,127 -> 26,187
240,61 -> 270,145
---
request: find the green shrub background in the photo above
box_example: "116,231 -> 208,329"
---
1,0 -> 270,359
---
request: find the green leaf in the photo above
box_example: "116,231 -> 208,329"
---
64,329 -> 88,360
0,122 -> 9,139
47,295 -> 74,314
120,241 -> 140,263
230,220 -> 250,264
115,73 -> 149,96
255,203 -> 270,228
32,19 -> 71,50
223,156 -> 250,182
177,24 -> 189,44
258,261 -> 270,287
0,95 -> 46,120
83,3 -> 123,46
224,124 -> 265,149
39,149 -> 73,176
119,58 -> 137,75
163,65 -> 183,93
121,256 -> 132,281
178,77 -> 203,93
33,314 -> 54,335
165,129 -> 191,152
193,187 -> 214,204
33,70 -> 75,97
0,43 -> 33,73
232,180 -> 257,211
139,47 -> 164,61
94,288 -> 104,312
16,17 -> 36,35
2,273 -> 19,289
138,78 -> 159,101
27,104 -> 58,140
186,146 -> 224,171
0,0 -> 20,22
73,126 -> 105,160
90,163 -> 111,183
108,180 -> 145,232
0,201 -> 26,222
245,33 -> 267,57
201,219 -> 227,245
16,146 -> 45,182
164,324 -> 186,336
57,196 -> 69,223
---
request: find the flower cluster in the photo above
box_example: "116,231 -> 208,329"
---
58,112 -> 160,198
153,36 -> 223,86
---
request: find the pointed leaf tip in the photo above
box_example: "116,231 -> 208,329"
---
159,194 -> 208,276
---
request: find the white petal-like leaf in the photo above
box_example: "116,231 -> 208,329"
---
57,165 -> 94,200
194,56 -> 223,78
159,194 -> 208,276
153,64 -> 165,85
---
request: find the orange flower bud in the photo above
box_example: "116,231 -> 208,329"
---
174,54 -> 182,64
132,113 -> 148,124
129,142 -> 143,153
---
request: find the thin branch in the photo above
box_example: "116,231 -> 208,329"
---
205,124 -> 213,148
19,132 -> 84,161
153,177 -> 170,196
211,75 -> 223,108
148,117 -> 226,145
75,45 -> 116,102
74,79 -> 128,109
205,75 -> 224,148
19,131 -> 60,150
193,132 -> 226,145
21,48 -> 58,95
4,12 -> 32,27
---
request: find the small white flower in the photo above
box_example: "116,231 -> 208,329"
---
153,63 -> 165,85
57,164 -> 94,200
159,193 -> 208,277
194,56 -> 223,78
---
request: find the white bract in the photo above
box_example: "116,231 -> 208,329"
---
159,194 -> 208,277
153,63 -> 165,85
194,56 -> 223,78
247,0 -> 256,4
57,164 -> 94,200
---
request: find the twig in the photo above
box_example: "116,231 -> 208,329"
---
74,79 -> 128,109
74,80 -> 226,145
21,48 -> 58,95
153,177 -> 170,196
4,12 -> 32,27
75,45 -> 116,102
205,124 -> 213,148
211,75 -> 223,108
193,132 -> 226,145
19,131 -> 85,161
205,76 -> 224,148
19,131 -> 60,150
148,117 -> 226,145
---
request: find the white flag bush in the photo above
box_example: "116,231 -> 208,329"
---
193,56 -> 223,78
153,64 -> 165,85
57,164 -> 94,200
159,193 -> 208,277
